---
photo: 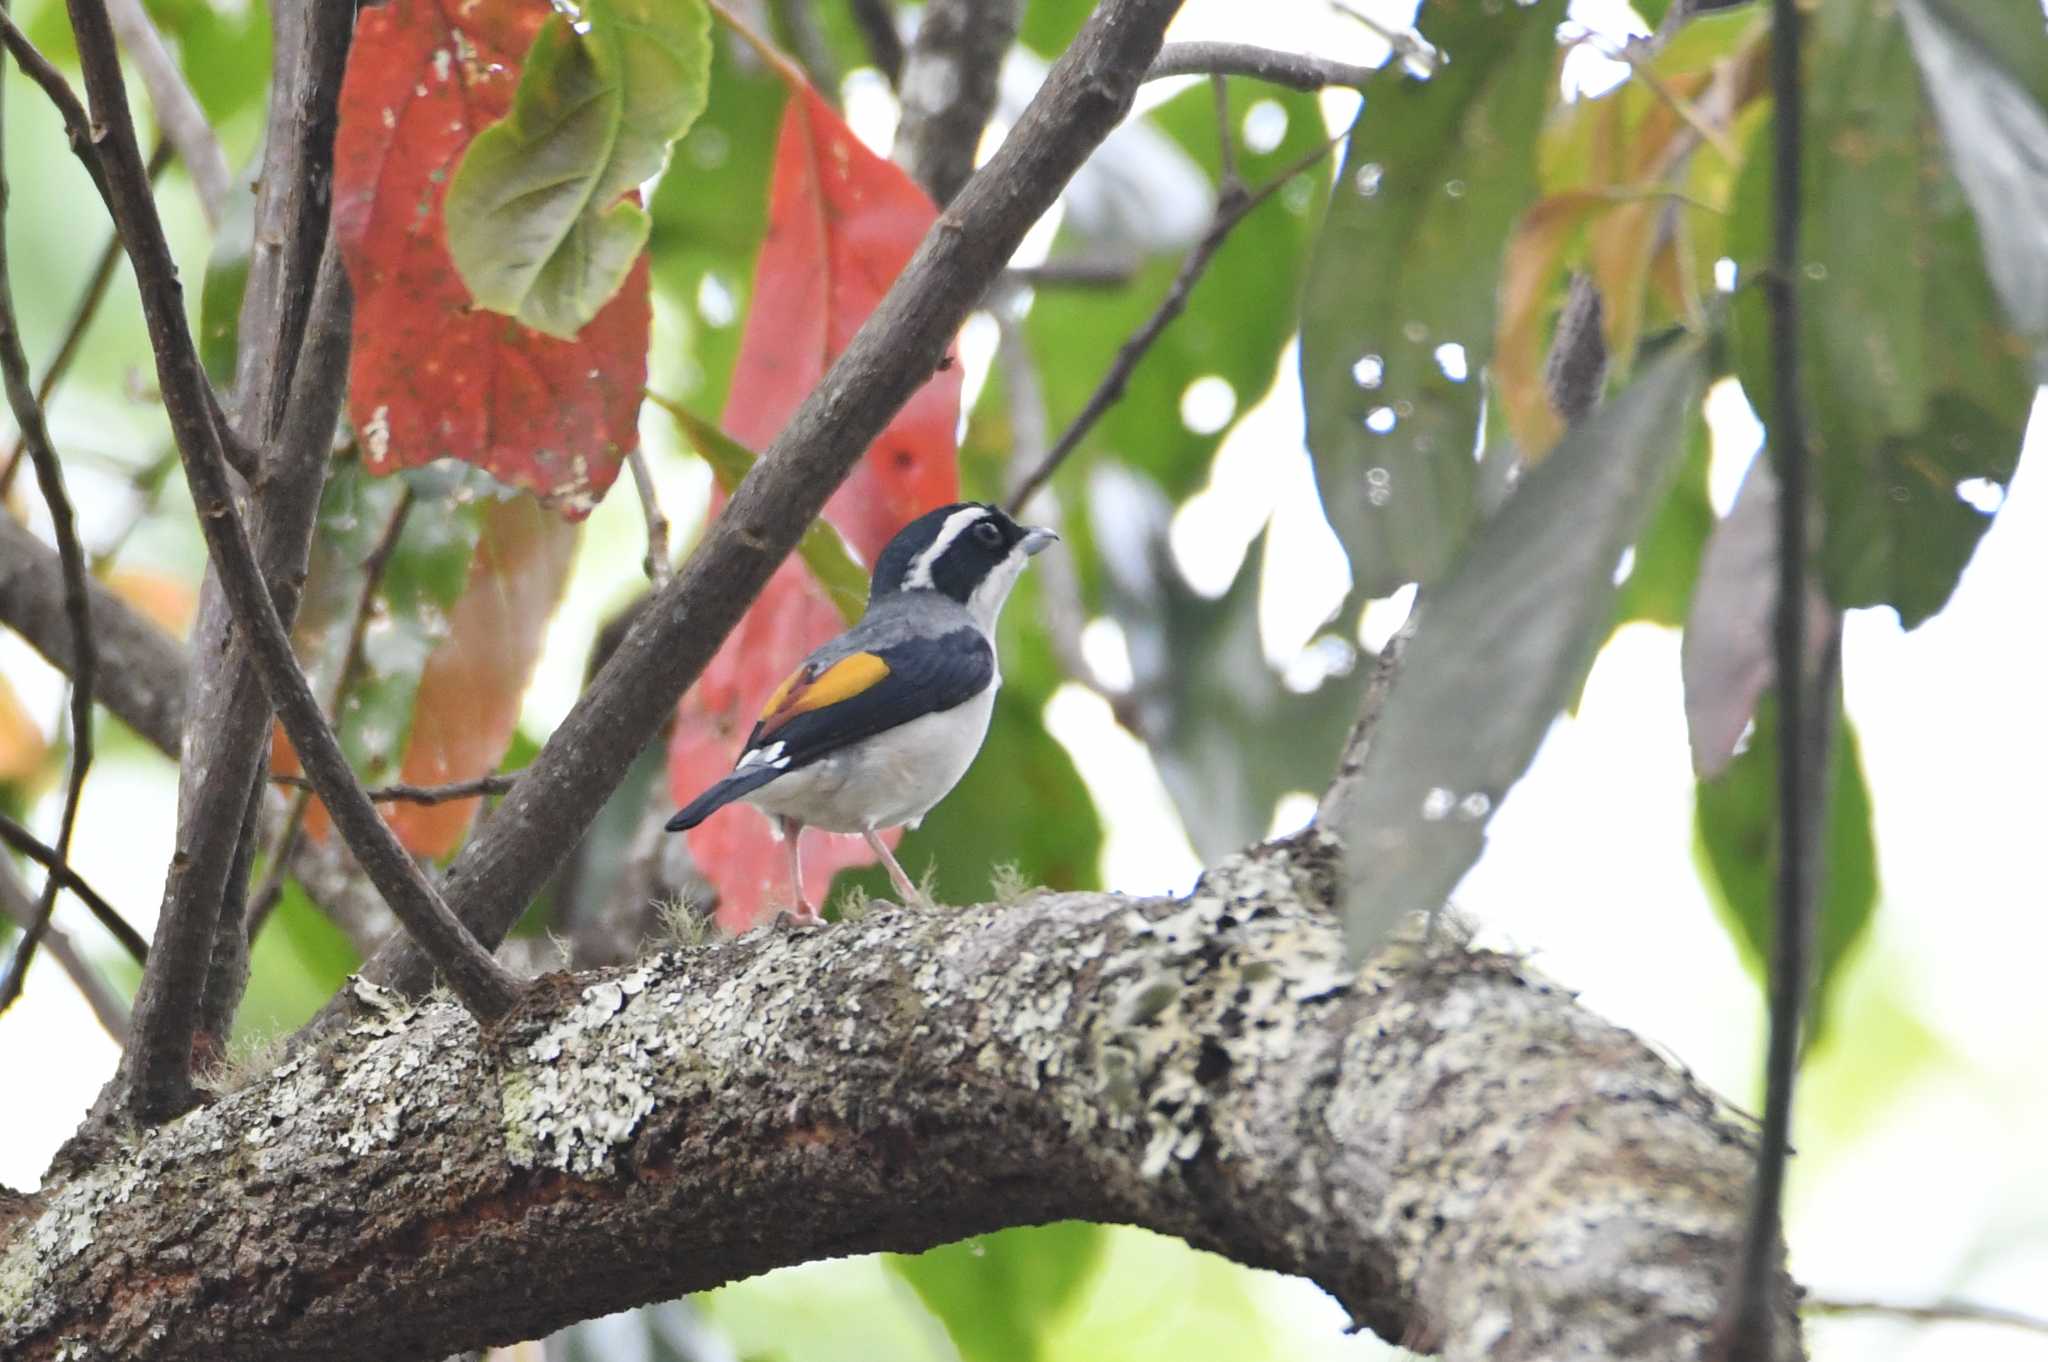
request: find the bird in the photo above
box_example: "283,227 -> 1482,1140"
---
666,501 -> 1057,922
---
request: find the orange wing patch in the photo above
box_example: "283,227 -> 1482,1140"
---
756,652 -> 891,737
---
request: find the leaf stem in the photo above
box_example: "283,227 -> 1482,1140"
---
1717,0 -> 1819,1354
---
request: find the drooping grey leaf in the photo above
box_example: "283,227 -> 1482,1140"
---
1680,455 -> 1837,779
1899,0 -> 2048,362
1298,0 -> 1564,600
1324,335 -> 1710,961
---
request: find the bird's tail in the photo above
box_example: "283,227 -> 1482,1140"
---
665,764 -> 784,832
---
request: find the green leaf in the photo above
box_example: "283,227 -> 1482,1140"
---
889,1222 -> 1106,1362
1695,697 -> 1879,1050
236,881 -> 361,1038
1087,472 -> 1365,861
1729,0 -> 2033,628
1616,402 -> 1714,628
649,28 -> 787,411
1299,0 -> 1564,600
647,390 -> 869,623
446,0 -> 712,339
1898,0 -> 2048,357
1026,79 -> 1333,502
1328,334 -> 1709,960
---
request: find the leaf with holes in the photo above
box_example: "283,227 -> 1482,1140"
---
1729,0 -> 2032,627
333,0 -> 650,517
445,0 -> 710,339
1329,335 -> 1709,960
1299,0 -> 1564,601
666,75 -> 961,930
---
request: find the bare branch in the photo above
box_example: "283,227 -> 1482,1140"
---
0,513 -> 189,754
0,811 -> 147,964
0,141 -> 169,500
1146,40 -> 1378,91
331,0 -> 1195,1019
891,0 -> 1021,205
53,0 -> 514,1064
847,0 -> 904,83
0,66 -> 98,1019
104,0 -> 231,226
1008,130 -> 1342,513
0,856 -> 128,1045
268,772 -> 521,807
0,848 -> 1798,1362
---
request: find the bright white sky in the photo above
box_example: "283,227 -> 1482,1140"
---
4,3 -> 2045,1358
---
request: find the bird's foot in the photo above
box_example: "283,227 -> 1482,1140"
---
782,899 -> 825,927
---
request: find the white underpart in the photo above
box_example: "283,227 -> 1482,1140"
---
966,549 -> 1031,632
902,506 -> 988,591
742,683 -> 998,833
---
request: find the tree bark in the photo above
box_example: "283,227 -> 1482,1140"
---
0,835 -> 1799,1362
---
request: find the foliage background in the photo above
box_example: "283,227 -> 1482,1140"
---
1,0 -> 2043,1359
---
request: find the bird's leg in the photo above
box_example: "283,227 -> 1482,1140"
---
863,828 -> 932,910
780,817 -> 822,924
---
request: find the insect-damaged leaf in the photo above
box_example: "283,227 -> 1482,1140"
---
333,0 -> 650,517
1326,335 -> 1708,961
666,78 -> 961,930
1728,0 -> 2032,627
276,465 -> 574,859
445,0 -> 711,339
1298,0 -> 1563,601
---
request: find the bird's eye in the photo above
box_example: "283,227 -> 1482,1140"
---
973,520 -> 1003,547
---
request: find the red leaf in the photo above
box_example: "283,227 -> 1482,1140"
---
332,0 -> 649,519
668,82 -> 963,930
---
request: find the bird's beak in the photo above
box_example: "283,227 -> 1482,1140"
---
1020,526 -> 1059,557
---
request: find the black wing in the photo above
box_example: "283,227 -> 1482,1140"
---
744,627 -> 993,772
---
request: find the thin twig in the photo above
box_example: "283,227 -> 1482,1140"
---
1718,0 -> 1816,1356
0,811 -> 147,963
1147,41 -> 1380,91
1805,1296 -> 2048,1336
1211,75 -> 1240,191
1003,257 -> 1139,290
0,855 -> 128,1044
104,0 -> 230,225
0,16 -> 110,207
57,0 -> 524,1023
1593,32 -> 1741,163
1008,130 -> 1343,512
1326,2 -> 1438,76
0,45 -> 98,1018
248,486 -> 417,935
0,140 -> 170,499
625,446 -> 673,588
268,771 -> 521,806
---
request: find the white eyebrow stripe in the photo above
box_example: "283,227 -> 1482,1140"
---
902,505 -> 988,591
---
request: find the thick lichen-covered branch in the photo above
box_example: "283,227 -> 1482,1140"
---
0,837 -> 1797,1362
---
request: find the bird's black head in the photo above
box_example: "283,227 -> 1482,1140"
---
871,502 -> 1057,623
